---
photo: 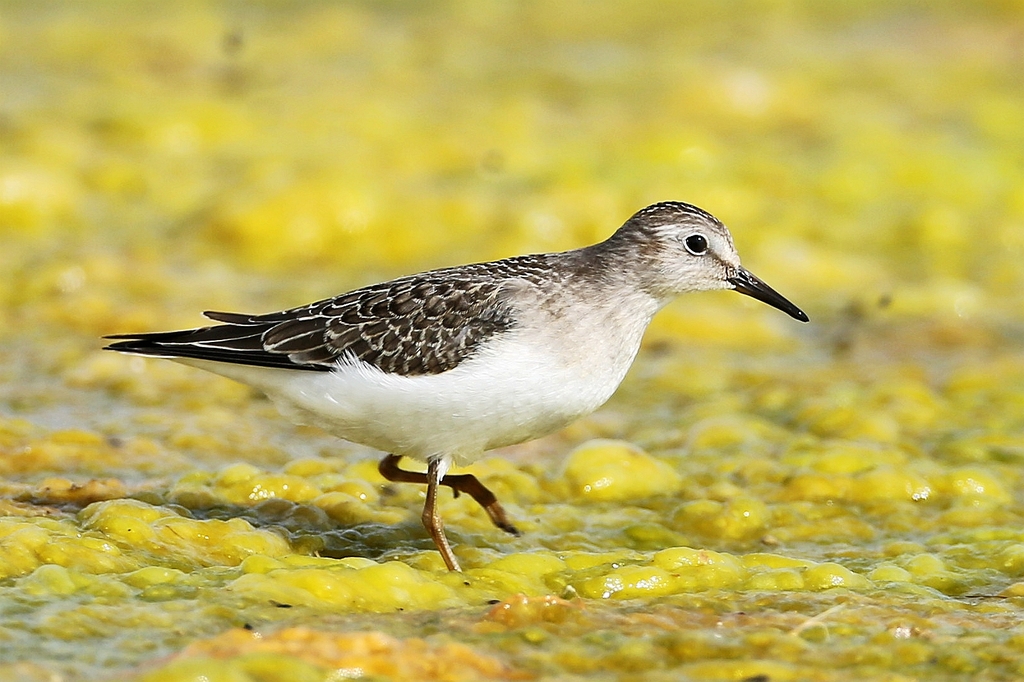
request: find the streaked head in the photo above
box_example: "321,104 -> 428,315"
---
612,201 -> 808,322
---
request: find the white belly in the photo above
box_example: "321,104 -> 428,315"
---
183,329 -> 634,463
180,283 -> 661,463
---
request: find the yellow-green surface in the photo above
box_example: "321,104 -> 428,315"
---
3,1 -> 1024,680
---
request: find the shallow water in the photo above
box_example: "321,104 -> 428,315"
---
2,2 -> 1024,680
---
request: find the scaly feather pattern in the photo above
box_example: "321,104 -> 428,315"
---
103,255 -> 568,376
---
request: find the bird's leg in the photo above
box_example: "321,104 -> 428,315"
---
377,455 -> 519,536
423,457 -> 460,572
436,471 -> 520,536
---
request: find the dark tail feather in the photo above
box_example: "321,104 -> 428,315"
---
102,327 -> 328,371
103,337 -> 185,358
203,310 -> 259,324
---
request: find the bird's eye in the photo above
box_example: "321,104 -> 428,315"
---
684,234 -> 708,255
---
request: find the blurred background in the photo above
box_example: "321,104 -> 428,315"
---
3,0 -> 1022,344
3,2 -> 1024,679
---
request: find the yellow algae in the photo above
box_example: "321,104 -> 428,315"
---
869,564 -> 914,583
0,433 -> 126,475
233,561 -> 457,612
21,564 -> 134,601
20,564 -> 82,596
563,439 -> 682,502
82,509 -> 152,548
740,553 -> 814,570
561,550 -> 643,572
807,442 -> 906,475
0,163 -> 82,234
678,659 -> 808,682
0,517 -> 137,579
333,556 -> 379,570
686,414 -> 784,451
869,379 -> 946,435
2,2 -> 1024,680
217,471 -> 322,505
847,467 -> 933,504
212,463 -> 264,487
578,565 -> 680,599
936,503 -> 1002,528
673,496 -> 769,540
270,568 -> 360,607
769,515 -> 877,545
79,498 -> 291,567
400,550 -> 455,574
319,477 -> 379,502
996,545 -> 1024,577
312,491 -> 404,526
159,517 -> 292,564
903,554 -> 958,592
168,464 -> 326,508
281,458 -> 340,477
744,568 -> 806,591
344,459 -> 388,485
140,655 -> 327,682
485,552 -> 567,579
0,527 -> 62,580
674,561 -> 748,591
36,534 -> 128,574
653,547 -> 749,590
933,468 -> 1012,504
704,479 -> 748,501
228,572 -> 327,609
483,594 -> 584,628
26,476 -> 127,506
464,567 -> 557,598
802,563 -> 872,591
122,566 -> 188,588
779,472 -> 850,501
81,498 -> 171,527
1001,583 -> 1024,598
282,554 -> 358,570
653,546 -> 739,570
157,627 -> 516,681
239,555 -> 286,575
797,401 -> 902,443
648,304 -> 794,350
460,457 -> 544,505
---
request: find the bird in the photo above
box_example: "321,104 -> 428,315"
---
104,201 -> 808,571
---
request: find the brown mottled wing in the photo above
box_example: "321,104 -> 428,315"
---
259,273 -> 516,375
103,259 -> 543,376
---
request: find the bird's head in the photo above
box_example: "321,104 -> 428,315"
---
611,201 -> 808,322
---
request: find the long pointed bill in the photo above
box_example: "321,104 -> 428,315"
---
728,267 -> 809,322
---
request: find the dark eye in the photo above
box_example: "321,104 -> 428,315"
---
684,234 -> 708,255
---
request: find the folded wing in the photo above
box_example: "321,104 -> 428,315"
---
104,269 -> 518,376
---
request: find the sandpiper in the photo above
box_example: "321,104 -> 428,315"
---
105,201 -> 807,571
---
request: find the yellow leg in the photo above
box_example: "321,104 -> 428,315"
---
423,457 -> 460,572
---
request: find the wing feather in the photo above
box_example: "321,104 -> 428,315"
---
103,256 -> 557,375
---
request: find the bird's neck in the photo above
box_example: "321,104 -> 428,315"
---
567,234 -> 670,307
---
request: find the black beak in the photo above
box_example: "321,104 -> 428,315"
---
727,267 -> 809,322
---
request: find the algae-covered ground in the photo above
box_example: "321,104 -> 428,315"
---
2,1 -> 1024,680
